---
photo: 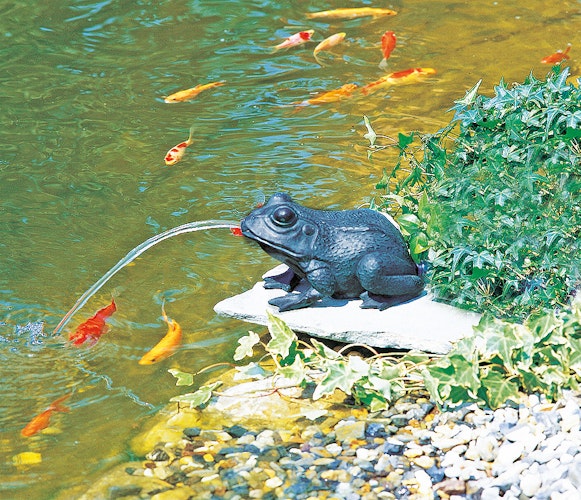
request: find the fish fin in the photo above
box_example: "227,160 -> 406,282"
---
378,58 -> 388,70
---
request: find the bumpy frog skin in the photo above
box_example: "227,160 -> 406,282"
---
240,193 -> 425,311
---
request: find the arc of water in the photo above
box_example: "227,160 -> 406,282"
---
53,220 -> 241,336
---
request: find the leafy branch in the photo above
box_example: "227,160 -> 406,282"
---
170,296 -> 581,411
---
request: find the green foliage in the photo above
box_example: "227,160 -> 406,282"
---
171,300 -> 581,411
170,313 -> 431,412
424,296 -> 581,408
370,67 -> 581,320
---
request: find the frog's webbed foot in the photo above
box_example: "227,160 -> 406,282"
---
268,288 -> 322,312
263,267 -> 301,292
360,290 -> 426,310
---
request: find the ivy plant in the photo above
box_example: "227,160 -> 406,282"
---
170,299 -> 581,411
369,67 -> 581,320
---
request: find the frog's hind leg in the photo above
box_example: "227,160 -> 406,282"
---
360,290 -> 426,310
356,253 -> 425,310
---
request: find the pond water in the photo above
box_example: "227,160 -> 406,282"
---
1,0 -> 578,497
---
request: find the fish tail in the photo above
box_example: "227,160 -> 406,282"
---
50,394 -> 71,413
186,125 -> 195,145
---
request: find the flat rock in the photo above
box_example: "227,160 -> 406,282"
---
214,265 -> 481,354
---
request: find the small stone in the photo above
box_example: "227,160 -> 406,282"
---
236,434 -> 256,445
325,443 -> 343,457
334,419 -> 366,442
383,437 -> 405,455
321,469 -> 352,482
265,476 -> 283,489
147,448 -> 170,462
366,422 -> 387,438
492,441 -> 524,471
183,427 -> 201,438
223,424 -> 248,438
12,452 -> 42,466
520,473 -> 541,497
403,448 -> 423,459
108,485 -> 142,500
390,414 -> 409,428
413,455 -> 435,469
474,434 -> 499,462
356,447 -> 380,461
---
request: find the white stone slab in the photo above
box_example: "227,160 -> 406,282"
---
214,266 -> 482,354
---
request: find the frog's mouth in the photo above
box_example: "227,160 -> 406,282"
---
240,219 -> 305,260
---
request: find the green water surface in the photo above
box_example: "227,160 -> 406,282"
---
1,0 -> 578,497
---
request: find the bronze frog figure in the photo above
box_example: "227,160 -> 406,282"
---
240,193 -> 425,311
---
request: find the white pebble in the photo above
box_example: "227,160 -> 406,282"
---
265,477 -> 283,489
520,473 -> 541,497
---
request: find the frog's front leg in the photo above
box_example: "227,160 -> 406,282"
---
357,253 -> 425,310
268,286 -> 323,311
263,267 -> 301,292
268,262 -> 334,312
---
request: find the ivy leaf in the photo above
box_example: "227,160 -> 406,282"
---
449,354 -> 480,393
234,331 -> 261,361
568,337 -> 581,376
353,385 -> 389,412
277,355 -> 308,386
363,115 -> 377,147
168,368 -> 194,387
266,312 -> 296,359
170,381 -> 222,409
233,362 -> 270,381
526,311 -> 563,343
311,338 -> 341,360
398,132 -> 415,150
312,359 -> 361,400
480,368 -> 519,409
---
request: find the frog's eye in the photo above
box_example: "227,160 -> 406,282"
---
271,206 -> 297,227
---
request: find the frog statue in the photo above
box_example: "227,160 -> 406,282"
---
240,193 -> 426,312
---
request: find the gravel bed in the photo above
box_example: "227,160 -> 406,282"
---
98,391 -> 581,499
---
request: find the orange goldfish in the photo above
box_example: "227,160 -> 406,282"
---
295,83 -> 358,106
69,299 -> 116,346
164,126 -> 194,166
230,227 -> 243,236
306,7 -> 397,19
361,67 -> 436,95
164,81 -> 225,103
138,304 -> 182,365
313,32 -> 346,64
273,30 -> 314,51
541,44 -> 571,64
21,394 -> 71,437
379,31 -> 396,70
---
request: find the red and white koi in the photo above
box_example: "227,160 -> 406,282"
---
273,30 -> 314,51
164,126 -> 194,166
